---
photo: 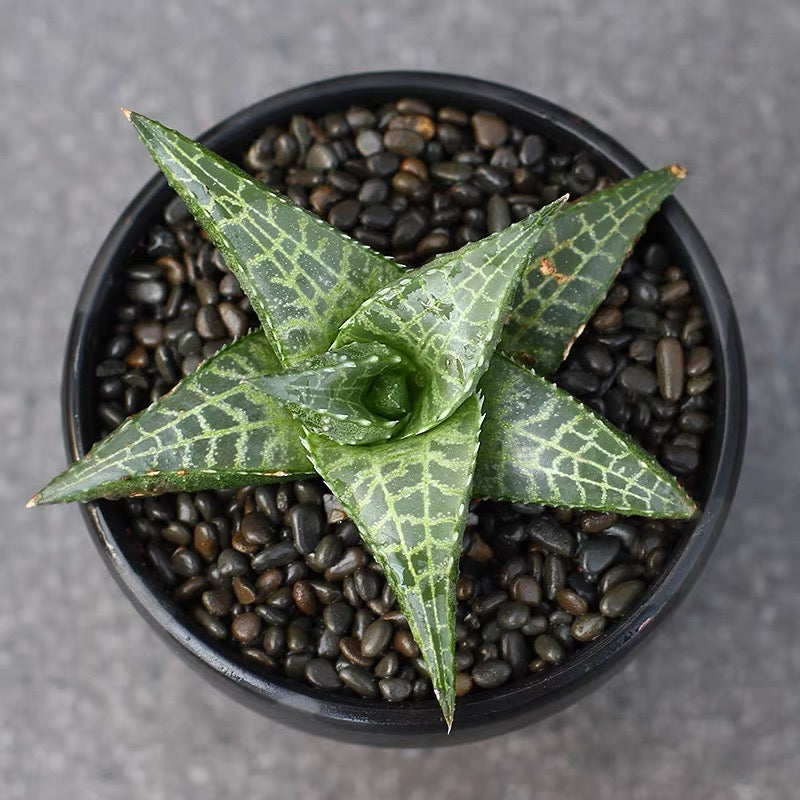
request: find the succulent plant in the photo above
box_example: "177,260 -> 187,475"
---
30,110 -> 694,728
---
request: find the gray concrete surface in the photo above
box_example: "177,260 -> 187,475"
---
2,1 -> 798,798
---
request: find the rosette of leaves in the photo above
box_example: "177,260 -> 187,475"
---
31,111 -> 695,729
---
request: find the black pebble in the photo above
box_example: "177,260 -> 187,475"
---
578,537 -> 621,578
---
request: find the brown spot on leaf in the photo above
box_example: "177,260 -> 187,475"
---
538,257 -> 571,285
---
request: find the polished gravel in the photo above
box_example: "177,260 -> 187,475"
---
6,3 -> 799,800
89,96 -> 714,704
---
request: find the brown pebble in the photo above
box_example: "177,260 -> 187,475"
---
645,547 -> 668,578
665,265 -> 684,282
571,613 -> 607,642
533,634 -> 564,664
388,114 -> 436,140
629,338 -> 655,363
161,521 -> 191,546
126,344 -> 149,369
231,612 -> 262,643
202,587 -> 232,617
400,156 -> 429,181
231,531 -> 259,554
687,373 -> 714,395
381,610 -> 409,627
455,672 -> 473,696
660,279 -> 691,304
255,568 -> 283,596
606,283 -> 630,307
292,580 -> 318,616
555,588 -> 589,616
466,532 -> 494,563
232,575 -> 257,605
592,306 -> 622,331
196,305 -> 226,339
438,107 -> 469,126
195,278 -> 219,306
598,562 -> 645,595
157,256 -> 185,285
580,511 -> 618,533
553,507 -> 573,525
325,547 -> 368,581
416,231 -> 450,258
309,185 -> 340,216
456,575 -> 474,601
384,129 -> 425,156
393,629 -> 420,659
392,170 -> 427,199
133,319 -> 163,348
339,635 -> 374,667
396,97 -> 434,116
242,647 -> 275,669
471,111 -> 509,148
686,345 -> 713,376
193,521 -> 219,562
682,317 -> 705,346
600,579 -> 646,618
218,301 -> 249,338
656,337 -> 685,402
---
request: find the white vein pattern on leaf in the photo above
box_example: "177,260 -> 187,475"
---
340,221 -> 540,435
307,398 -> 480,714
55,335 -> 297,486
516,173 -> 670,324
477,356 -> 688,514
155,131 -> 398,364
504,172 -> 677,369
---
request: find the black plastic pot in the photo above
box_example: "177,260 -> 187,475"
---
64,72 -> 746,746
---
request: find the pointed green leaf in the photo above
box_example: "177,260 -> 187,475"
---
501,166 -> 685,375
126,111 -> 402,366
34,337 -> 692,515
473,354 -> 695,517
30,331 -> 312,505
253,342 -> 413,445
304,395 -> 483,727
335,198 -> 566,438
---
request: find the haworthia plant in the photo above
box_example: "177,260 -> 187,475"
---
31,111 -> 694,729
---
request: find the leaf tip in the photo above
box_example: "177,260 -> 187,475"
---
26,493 -> 41,508
120,107 -> 133,121
439,696 -> 455,732
669,163 -> 687,179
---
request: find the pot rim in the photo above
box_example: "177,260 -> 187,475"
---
63,71 -> 747,746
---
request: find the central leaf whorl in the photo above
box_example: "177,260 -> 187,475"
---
334,197 -> 567,440
253,341 -> 418,445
